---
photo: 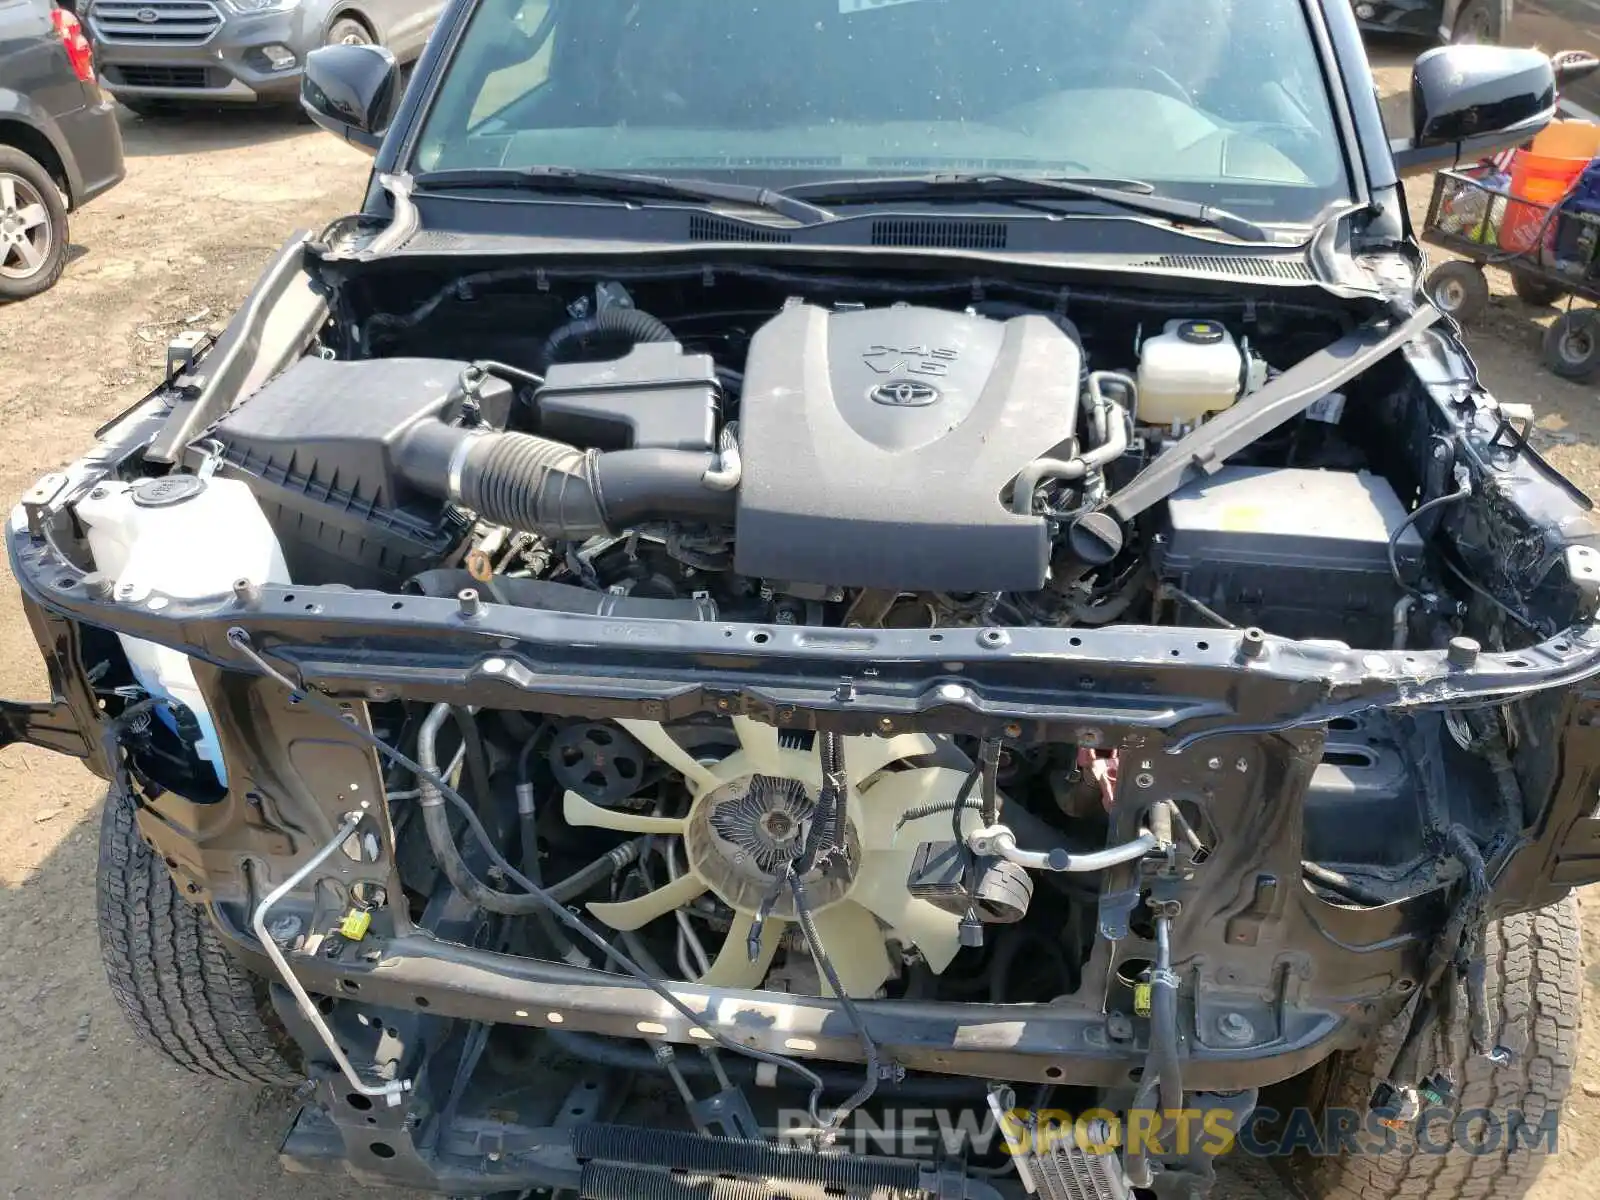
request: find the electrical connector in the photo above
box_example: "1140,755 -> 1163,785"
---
337,909 -> 372,941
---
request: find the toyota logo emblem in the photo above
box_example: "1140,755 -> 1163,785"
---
869,380 -> 941,407
135,6 -> 160,20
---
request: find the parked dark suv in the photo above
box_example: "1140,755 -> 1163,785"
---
0,0 -> 122,299
1355,1 -> 1509,42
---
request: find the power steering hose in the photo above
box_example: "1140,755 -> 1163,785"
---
1147,914 -> 1184,1116
415,704 -> 586,966
1124,911 -> 1182,1189
225,629 -> 829,1127
414,702 -> 552,917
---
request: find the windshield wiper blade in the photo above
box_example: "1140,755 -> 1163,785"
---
788,173 -> 1268,243
412,166 -> 834,227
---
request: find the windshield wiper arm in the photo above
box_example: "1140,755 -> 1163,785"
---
787,173 -> 1268,243
412,166 -> 834,227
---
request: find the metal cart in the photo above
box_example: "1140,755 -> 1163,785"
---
1421,162 -> 1600,380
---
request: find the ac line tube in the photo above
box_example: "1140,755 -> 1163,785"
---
966,824 -> 1158,873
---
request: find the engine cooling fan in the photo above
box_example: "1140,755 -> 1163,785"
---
561,717 -> 978,997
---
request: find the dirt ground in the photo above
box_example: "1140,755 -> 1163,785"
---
0,49 -> 1597,1199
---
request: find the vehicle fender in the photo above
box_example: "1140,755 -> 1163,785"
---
321,4 -> 390,48
0,89 -> 85,205
1441,0 -> 1510,36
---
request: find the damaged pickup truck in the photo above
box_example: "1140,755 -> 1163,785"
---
5,1 -> 1600,1197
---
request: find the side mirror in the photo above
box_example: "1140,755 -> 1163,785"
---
301,43 -> 402,155
1391,44 -> 1557,177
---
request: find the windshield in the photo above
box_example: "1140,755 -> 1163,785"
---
414,0 -> 1351,226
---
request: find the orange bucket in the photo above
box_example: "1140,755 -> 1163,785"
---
1499,149 -> 1590,253
1529,119 -> 1600,161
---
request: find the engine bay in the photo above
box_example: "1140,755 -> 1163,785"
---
11,1 -> 1600,1185
51,259 -> 1597,1017
174,268 -> 1492,644
14,247 -> 1600,1200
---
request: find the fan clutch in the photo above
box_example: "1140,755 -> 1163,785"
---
562,717 -> 978,997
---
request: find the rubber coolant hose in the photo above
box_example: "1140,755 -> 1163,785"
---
538,306 -> 676,371
416,703 -> 550,918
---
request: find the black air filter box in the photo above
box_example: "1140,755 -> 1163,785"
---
1155,466 -> 1424,647
205,356 -> 505,588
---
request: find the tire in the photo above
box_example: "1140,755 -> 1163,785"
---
1452,0 -> 1502,44
1542,310 -> 1600,380
1426,260 -> 1490,323
326,16 -> 373,45
1510,271 -> 1569,308
0,146 -> 69,302
1292,895 -> 1581,1200
96,785 -> 303,1085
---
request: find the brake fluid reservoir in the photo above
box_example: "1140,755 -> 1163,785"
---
75,477 -> 289,787
1137,319 -> 1245,427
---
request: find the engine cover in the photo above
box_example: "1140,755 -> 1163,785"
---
734,304 -> 1081,591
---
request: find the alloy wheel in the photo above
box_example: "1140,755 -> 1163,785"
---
0,172 -> 53,282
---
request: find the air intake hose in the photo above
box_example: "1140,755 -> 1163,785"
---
538,306 -> 676,371
398,422 -> 733,538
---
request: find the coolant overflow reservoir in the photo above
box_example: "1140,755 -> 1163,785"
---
76,477 -> 289,787
1137,319 -> 1245,427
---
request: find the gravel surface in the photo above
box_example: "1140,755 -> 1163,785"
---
0,52 -> 1595,1197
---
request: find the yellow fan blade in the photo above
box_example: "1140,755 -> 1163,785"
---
562,789 -> 686,836
587,872 -> 709,931
732,716 -> 783,775
841,732 -> 937,788
851,857 -> 965,973
805,901 -> 893,998
617,720 -> 721,792
846,766 -> 976,973
698,912 -> 786,989
849,766 -> 972,851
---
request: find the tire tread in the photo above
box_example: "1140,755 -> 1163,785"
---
1292,897 -> 1580,1200
96,786 -> 301,1086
